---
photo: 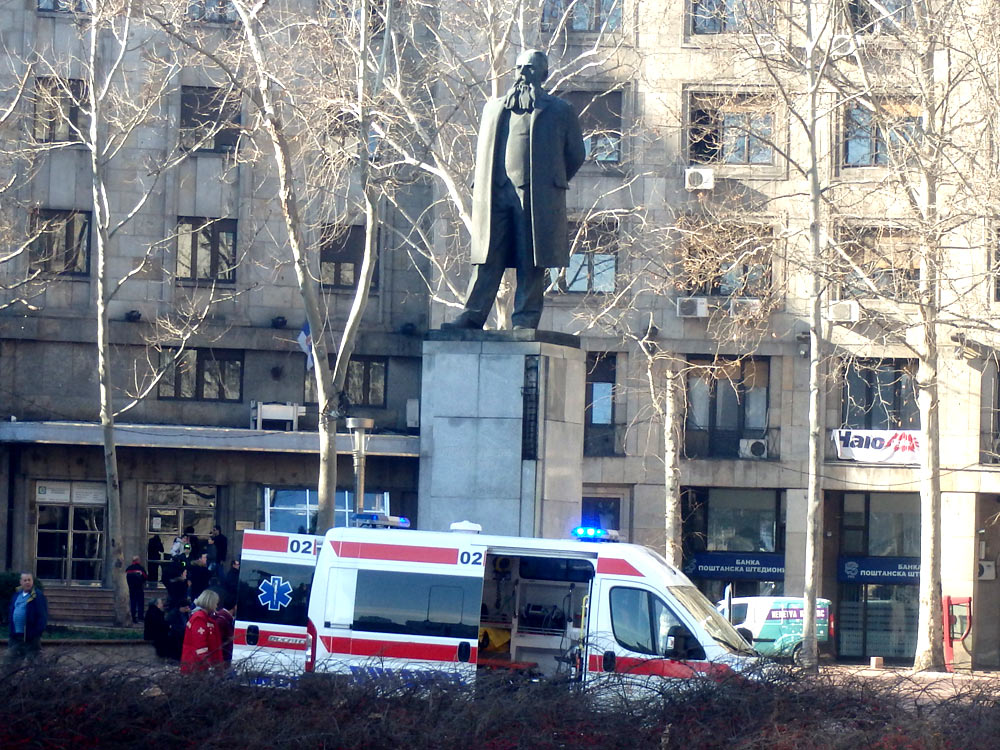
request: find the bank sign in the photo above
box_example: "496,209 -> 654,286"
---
686,552 -> 785,581
838,556 -> 921,584
832,429 -> 921,465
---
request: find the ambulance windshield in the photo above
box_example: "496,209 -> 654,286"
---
669,585 -> 756,655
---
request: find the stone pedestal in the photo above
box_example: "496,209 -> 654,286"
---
418,329 -> 585,538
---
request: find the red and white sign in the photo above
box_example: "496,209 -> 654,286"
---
832,429 -> 921,464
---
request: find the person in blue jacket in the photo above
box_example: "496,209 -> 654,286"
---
7,572 -> 48,661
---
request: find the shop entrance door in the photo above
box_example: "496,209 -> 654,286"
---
36,504 -> 106,583
838,583 -> 918,661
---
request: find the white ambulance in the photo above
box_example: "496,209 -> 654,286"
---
235,519 -> 757,686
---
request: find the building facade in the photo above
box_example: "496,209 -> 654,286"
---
2,0 -> 1000,668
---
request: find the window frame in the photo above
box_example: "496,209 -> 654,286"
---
840,358 -> 919,431
29,208 -> 92,276
684,357 -> 770,459
304,354 -> 388,408
541,0 -> 623,33
689,92 -> 776,167
690,0 -> 774,34
36,0 -> 89,13
553,218 -> 619,294
846,0 -> 914,36
157,348 -> 244,402
680,223 -> 774,298
566,90 -> 624,165
176,216 -> 237,283
180,86 -> 241,153
682,487 -> 785,554
186,0 -> 239,23
836,225 -> 919,299
34,78 -> 89,144
584,352 -> 623,457
838,491 -> 920,558
842,101 -> 921,169
319,223 -> 379,290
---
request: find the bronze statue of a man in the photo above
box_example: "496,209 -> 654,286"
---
443,49 -> 586,330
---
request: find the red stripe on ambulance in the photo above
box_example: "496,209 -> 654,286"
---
320,635 -> 476,663
328,540 -> 460,565
242,532 -> 290,552
588,654 -> 733,679
596,557 -> 643,577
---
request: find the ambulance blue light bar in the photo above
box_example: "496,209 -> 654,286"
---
352,512 -> 411,529
572,526 -> 620,542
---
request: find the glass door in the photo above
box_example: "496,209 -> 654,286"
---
35,504 -> 105,582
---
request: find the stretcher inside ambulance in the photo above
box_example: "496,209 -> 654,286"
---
235,521 -> 757,685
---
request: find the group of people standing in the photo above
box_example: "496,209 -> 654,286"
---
138,524 -> 240,672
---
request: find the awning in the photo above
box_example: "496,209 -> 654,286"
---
0,421 -> 419,457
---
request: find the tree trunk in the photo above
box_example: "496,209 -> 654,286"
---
662,366 -> 682,566
89,26 -> 129,627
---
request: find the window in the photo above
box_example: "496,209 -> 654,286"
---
609,587 -> 703,658
847,0 -> 913,34
146,483 -> 217,567
691,0 -> 772,33
264,487 -> 389,533
685,358 -> 769,458
841,359 -> 918,430
34,78 -> 88,143
683,488 -> 782,553
585,352 -> 622,456
840,492 -> 919,557
844,102 -> 920,168
837,226 -> 919,298
542,0 -> 622,32
180,86 -> 241,152
353,570 -> 482,640
304,355 -> 387,407
679,223 -> 772,297
34,480 -> 106,582
29,209 -> 91,276
554,219 -> 618,293
581,496 -> 621,531
176,217 -> 236,282
37,0 -> 88,12
690,93 -> 775,165
567,91 -> 623,164
187,0 -> 238,23
158,348 -> 243,402
320,224 -> 378,289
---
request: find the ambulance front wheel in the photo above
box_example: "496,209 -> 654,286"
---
792,643 -> 804,667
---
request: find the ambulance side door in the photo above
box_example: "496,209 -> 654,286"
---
588,579 -> 707,682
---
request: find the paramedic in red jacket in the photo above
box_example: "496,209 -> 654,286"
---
180,589 -> 223,673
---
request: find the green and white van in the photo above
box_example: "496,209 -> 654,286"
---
716,596 -> 832,663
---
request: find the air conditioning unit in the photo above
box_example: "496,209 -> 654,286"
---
728,297 -> 763,317
978,560 -> 996,581
739,438 -> 768,459
823,299 -> 861,323
684,167 -> 715,191
830,33 -> 859,57
676,296 -> 710,318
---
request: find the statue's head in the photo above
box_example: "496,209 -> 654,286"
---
514,49 -> 548,87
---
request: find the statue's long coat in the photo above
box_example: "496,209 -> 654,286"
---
470,93 -> 586,268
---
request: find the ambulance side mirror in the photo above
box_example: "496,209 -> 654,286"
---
737,626 -> 754,646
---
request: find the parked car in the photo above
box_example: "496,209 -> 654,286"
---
716,596 -> 832,664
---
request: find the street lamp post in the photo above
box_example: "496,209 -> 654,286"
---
345,417 -> 375,523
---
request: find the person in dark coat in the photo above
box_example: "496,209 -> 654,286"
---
442,49 -> 585,330
144,598 -> 169,656
147,535 -> 164,585
7,573 -> 48,661
162,599 -> 191,661
188,553 -> 211,600
209,525 -> 228,576
223,559 -> 240,603
165,567 -> 188,605
125,556 -> 148,623
184,526 -> 201,560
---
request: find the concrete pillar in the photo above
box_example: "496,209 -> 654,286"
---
784,487 -> 808,596
419,330 -> 585,538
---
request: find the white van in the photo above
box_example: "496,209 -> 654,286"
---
716,596 -> 832,663
253,522 -> 757,687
